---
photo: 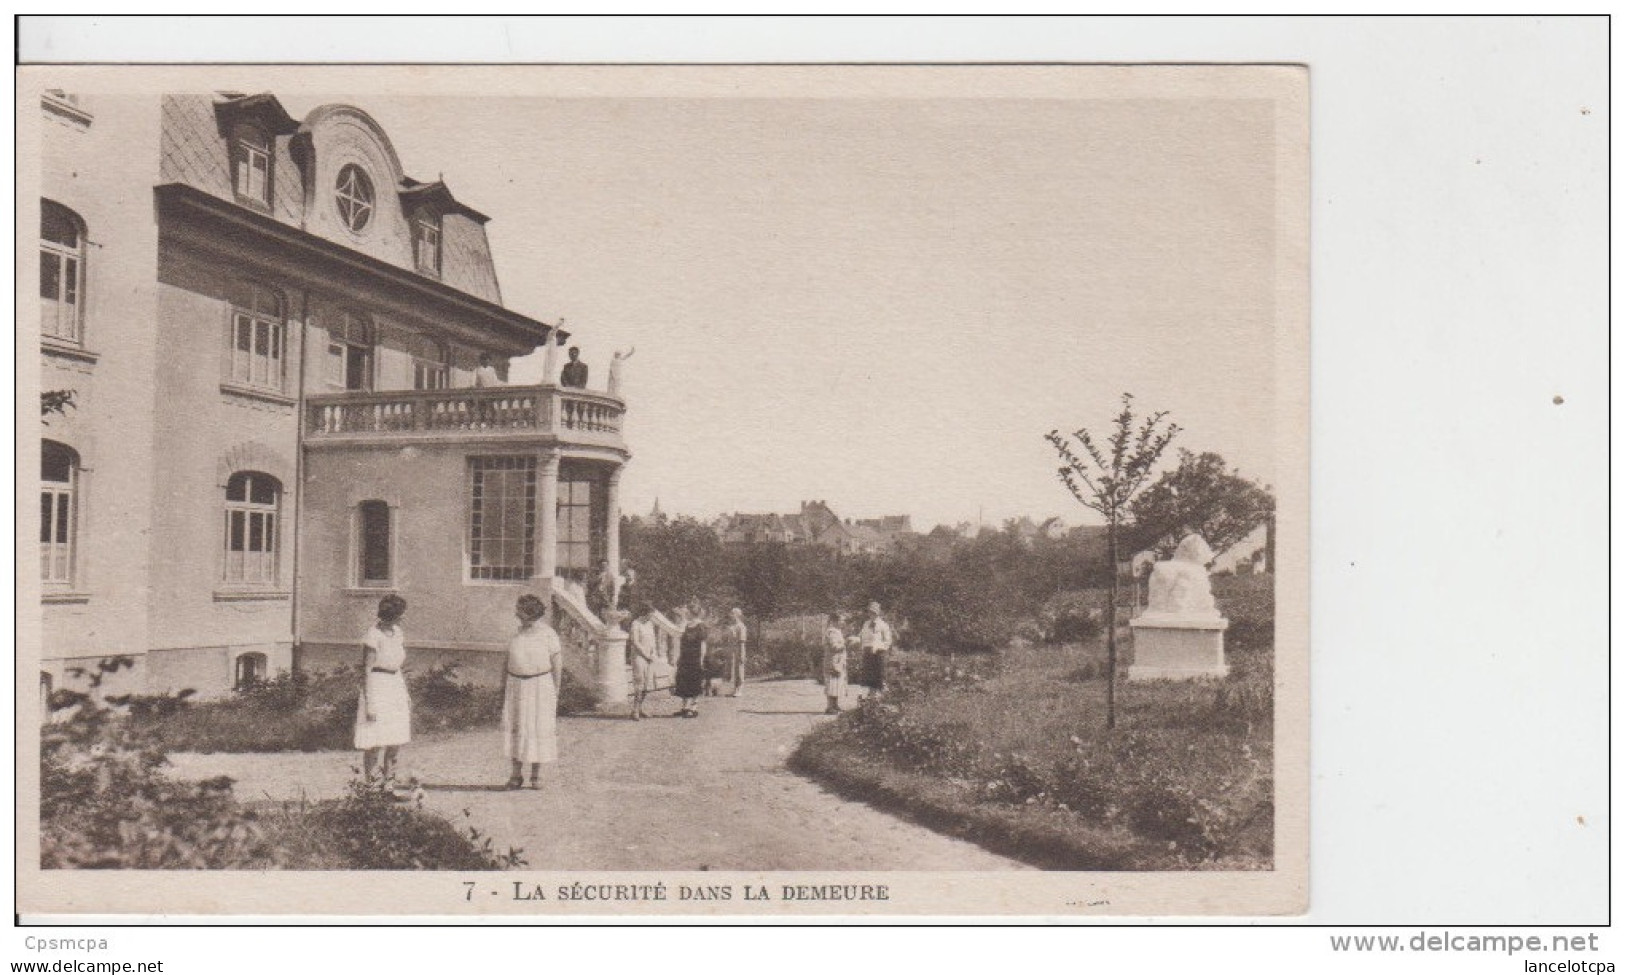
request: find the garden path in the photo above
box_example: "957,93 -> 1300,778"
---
168,677 -> 1026,871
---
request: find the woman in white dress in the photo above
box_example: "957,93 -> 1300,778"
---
355,595 -> 411,782
502,594 -> 562,790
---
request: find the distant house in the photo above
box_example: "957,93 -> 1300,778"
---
717,500 -> 912,554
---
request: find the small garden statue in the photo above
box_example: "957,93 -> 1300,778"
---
1144,533 -> 1219,619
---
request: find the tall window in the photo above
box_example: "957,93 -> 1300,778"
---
412,211 -> 442,276
231,124 -> 272,207
223,472 -> 280,585
40,201 -> 86,343
357,500 -> 393,586
41,441 -> 78,586
406,332 -> 449,391
324,311 -> 373,391
556,475 -> 599,581
335,164 -> 374,233
469,456 -> 536,581
229,285 -> 285,391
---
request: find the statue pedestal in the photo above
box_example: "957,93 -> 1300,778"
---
1127,614 -> 1229,680
596,617 -> 630,709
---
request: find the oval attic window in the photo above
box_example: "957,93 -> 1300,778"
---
335,164 -> 375,233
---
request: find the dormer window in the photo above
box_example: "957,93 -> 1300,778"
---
412,211 -> 442,276
335,164 -> 374,233
231,124 -> 272,208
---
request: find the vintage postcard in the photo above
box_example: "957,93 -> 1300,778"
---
16,64 -> 1308,917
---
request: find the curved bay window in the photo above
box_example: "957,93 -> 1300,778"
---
40,201 -> 86,343
231,124 -> 272,208
223,472 -> 280,585
469,456 -> 537,581
556,463 -> 606,584
41,440 -> 79,587
325,311 -> 374,391
229,284 -> 286,391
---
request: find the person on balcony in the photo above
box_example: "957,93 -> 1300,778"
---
628,602 -> 659,721
474,352 -> 504,388
560,346 -> 589,388
725,607 -> 750,698
502,594 -> 562,790
673,602 -> 709,718
355,595 -> 411,785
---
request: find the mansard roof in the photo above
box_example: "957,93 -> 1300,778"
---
399,178 -> 491,224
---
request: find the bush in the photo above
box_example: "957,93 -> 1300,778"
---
409,664 -> 501,734
1039,591 -> 1105,644
285,777 -> 526,870
135,669 -> 358,754
1214,573 -> 1274,654
753,636 -> 822,679
42,657 -> 526,870
555,667 -> 601,714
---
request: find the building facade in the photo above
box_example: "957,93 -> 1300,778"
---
35,91 -> 631,701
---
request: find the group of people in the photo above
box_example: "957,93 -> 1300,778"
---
352,593 -> 563,792
350,590 -> 895,791
821,602 -> 894,715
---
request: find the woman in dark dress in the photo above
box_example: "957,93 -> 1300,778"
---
672,602 -> 709,718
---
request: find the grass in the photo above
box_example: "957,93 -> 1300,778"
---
791,636 -> 1274,870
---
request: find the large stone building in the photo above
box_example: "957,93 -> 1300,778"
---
34,90 -> 638,702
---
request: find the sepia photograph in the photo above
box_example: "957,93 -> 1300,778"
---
18,63 -> 1307,916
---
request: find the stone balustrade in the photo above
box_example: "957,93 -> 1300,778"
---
305,384 -> 624,447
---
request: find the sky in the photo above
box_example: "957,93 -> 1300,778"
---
285,93 -> 1279,530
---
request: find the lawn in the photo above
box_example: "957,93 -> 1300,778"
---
791,633 -> 1274,870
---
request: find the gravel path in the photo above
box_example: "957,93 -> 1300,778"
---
168,677 -> 1026,871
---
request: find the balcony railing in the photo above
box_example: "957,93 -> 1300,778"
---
305,384 -> 624,445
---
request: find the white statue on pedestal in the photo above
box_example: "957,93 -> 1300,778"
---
608,346 -> 635,396
1144,534 -> 1219,619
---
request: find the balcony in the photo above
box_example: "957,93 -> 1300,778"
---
304,384 -> 626,453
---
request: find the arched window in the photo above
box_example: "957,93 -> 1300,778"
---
229,284 -> 286,391
223,471 -> 281,584
231,123 -> 272,208
40,201 -> 86,343
325,310 -> 374,391
41,440 -> 79,586
233,652 -> 268,690
411,209 -> 442,276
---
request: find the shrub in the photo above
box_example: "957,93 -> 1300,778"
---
1039,591 -> 1105,644
42,657 -> 526,871
753,635 -> 822,679
409,664 -> 501,734
1213,573 -> 1274,654
290,776 -> 526,870
555,667 -> 601,715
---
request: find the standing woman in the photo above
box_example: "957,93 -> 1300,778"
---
822,610 -> 849,715
725,608 -> 750,698
502,594 -> 562,790
355,595 -> 411,783
672,602 -> 709,718
627,602 -> 660,720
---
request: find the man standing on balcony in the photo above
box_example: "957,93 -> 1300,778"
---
560,346 -> 589,388
474,352 -> 503,387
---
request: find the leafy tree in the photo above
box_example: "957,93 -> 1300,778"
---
1127,450 -> 1275,562
1046,394 -> 1180,729
730,542 -> 791,621
620,516 -> 733,614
